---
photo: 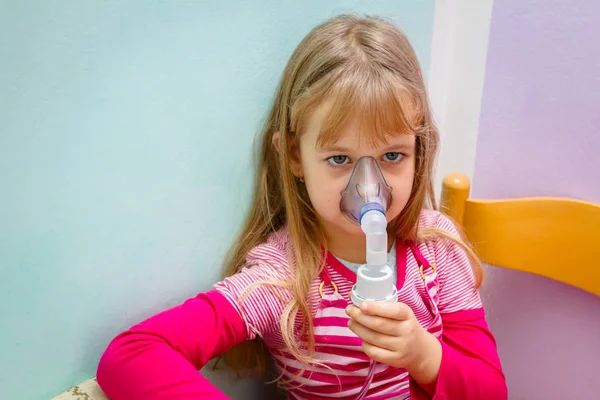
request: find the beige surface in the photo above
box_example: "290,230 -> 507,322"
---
51,371 -> 282,400
52,378 -> 108,400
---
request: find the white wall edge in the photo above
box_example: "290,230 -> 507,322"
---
428,0 -> 494,198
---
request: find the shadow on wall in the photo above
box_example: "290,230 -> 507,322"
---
202,363 -> 284,400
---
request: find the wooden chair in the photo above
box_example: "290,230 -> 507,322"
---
440,173 -> 600,296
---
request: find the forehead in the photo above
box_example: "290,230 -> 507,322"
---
298,82 -> 421,149
302,102 -> 416,150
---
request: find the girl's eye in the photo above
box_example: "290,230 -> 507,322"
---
327,155 -> 350,166
382,152 -> 403,162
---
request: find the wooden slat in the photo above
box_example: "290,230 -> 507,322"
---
462,197 -> 600,296
440,173 -> 470,224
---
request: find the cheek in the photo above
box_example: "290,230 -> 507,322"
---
303,168 -> 347,217
390,179 -> 413,205
386,167 -> 416,216
306,175 -> 343,210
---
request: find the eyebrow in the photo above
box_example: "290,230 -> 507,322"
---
316,146 -> 352,153
317,143 -> 415,153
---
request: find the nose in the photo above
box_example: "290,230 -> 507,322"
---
340,156 -> 393,224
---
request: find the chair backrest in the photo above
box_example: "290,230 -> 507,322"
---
440,173 -> 600,297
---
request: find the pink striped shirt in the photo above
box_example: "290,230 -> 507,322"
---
97,210 -> 507,399
214,211 -> 484,399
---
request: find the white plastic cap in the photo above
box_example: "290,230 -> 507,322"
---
352,263 -> 396,305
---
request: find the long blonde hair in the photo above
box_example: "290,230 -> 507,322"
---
219,14 -> 482,379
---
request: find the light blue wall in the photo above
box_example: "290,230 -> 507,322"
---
0,1 -> 435,398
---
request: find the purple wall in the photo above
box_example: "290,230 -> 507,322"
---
473,0 -> 600,399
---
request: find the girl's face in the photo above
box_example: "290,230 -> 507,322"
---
295,103 -> 416,241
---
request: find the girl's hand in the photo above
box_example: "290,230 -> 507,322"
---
345,301 -> 442,389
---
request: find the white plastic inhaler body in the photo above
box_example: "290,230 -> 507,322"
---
340,156 -> 398,306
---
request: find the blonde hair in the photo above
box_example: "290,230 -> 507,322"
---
219,14 -> 482,380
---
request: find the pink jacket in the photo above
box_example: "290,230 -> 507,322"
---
97,290 -> 507,399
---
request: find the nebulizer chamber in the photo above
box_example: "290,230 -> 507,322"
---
340,156 -> 397,306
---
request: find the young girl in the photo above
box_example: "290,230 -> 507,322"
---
97,15 -> 507,399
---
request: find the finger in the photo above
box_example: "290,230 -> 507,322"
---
347,320 -> 398,351
347,308 -> 404,336
360,301 -> 413,321
361,341 -> 398,366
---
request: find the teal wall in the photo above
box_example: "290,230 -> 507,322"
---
0,1 -> 435,398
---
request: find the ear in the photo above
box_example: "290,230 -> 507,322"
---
272,131 -> 282,153
272,131 -> 304,179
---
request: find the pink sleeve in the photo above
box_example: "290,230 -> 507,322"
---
410,212 -> 507,398
410,309 -> 508,400
97,290 -> 246,400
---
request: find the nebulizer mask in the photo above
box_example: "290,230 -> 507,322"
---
340,156 -> 397,400
340,156 -> 397,306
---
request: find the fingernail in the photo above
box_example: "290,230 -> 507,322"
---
345,306 -> 351,314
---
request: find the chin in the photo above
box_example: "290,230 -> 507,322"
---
318,212 -> 365,236
338,218 -> 364,236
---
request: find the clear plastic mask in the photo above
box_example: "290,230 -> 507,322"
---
340,156 -> 392,223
